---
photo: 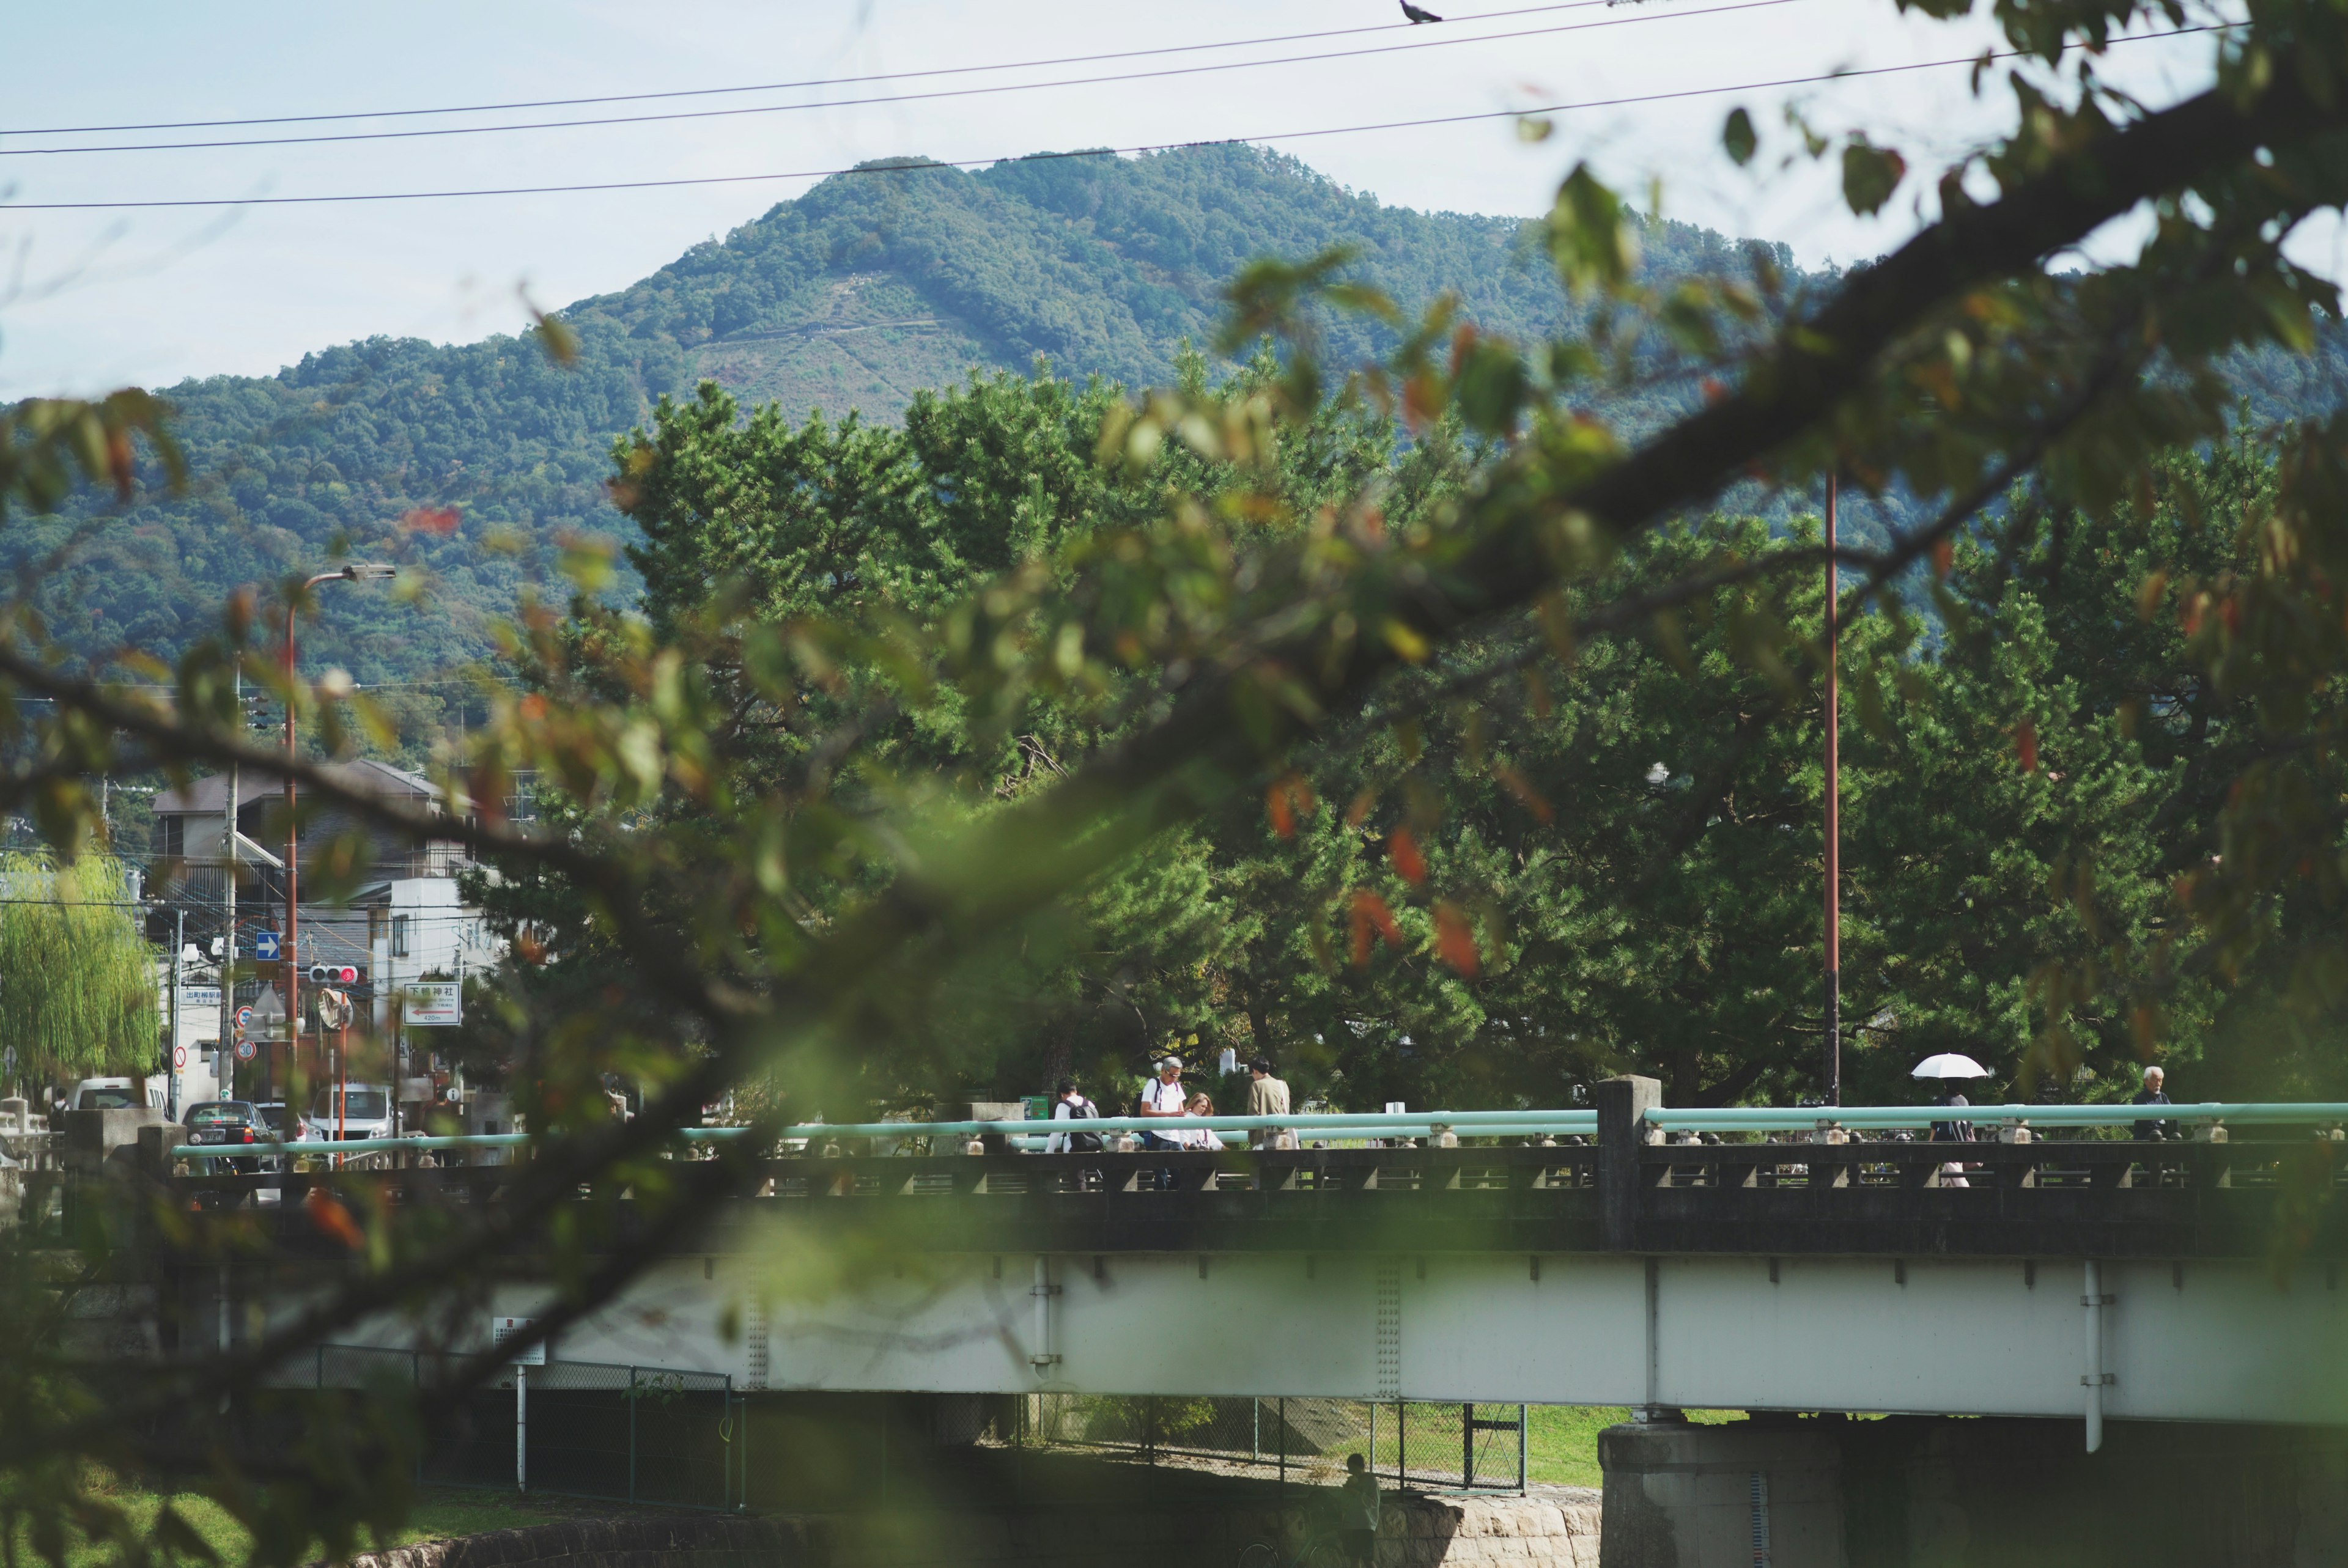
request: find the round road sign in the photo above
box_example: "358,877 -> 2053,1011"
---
234,1039 -> 257,1061
172,1044 -> 187,1070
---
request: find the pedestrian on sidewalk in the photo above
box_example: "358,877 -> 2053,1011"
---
1340,1452 -> 1381,1567
1247,1057 -> 1291,1149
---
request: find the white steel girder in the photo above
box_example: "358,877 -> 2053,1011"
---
431,1250 -> 2348,1427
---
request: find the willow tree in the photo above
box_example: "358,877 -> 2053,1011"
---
0,852 -> 158,1085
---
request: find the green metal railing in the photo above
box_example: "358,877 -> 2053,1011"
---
169,1099 -> 2348,1163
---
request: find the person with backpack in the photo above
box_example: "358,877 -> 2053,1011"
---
1045,1078 -> 1102,1152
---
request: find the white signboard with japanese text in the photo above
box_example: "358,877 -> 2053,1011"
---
491,1315 -> 545,1364
403,982 -> 462,1027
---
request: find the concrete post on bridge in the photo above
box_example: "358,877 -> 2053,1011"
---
1593,1074 -> 1661,1253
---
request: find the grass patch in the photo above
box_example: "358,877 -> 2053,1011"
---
1526,1406 -> 1744,1489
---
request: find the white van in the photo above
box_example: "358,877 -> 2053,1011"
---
309,1083 -> 394,1140
68,1077 -> 164,1111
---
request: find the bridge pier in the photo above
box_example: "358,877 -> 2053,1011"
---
1597,1413 -> 2348,1567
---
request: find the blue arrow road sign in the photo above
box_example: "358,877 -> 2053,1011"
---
254,930 -> 281,962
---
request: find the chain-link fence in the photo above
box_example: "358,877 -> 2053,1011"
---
282,1348 -> 744,1510
1014,1396 -> 1524,1490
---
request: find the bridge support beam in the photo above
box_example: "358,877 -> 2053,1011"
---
1598,1414 -> 2348,1567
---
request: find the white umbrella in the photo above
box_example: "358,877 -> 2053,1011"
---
1911,1053 -> 1992,1080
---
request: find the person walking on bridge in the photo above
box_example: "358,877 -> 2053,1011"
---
2131,1064 -> 2174,1141
1137,1055 -> 1187,1188
1045,1078 -> 1101,1153
1247,1058 -> 1290,1149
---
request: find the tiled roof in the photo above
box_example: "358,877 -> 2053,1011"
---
153,757 -> 440,814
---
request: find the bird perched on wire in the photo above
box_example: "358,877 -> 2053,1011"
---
1400,0 -> 1444,20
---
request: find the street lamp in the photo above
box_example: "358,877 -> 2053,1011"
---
284,563 -> 396,1124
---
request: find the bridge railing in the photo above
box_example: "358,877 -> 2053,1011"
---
156,1096 -> 2348,1169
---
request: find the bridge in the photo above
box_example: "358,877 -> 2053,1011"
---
39,1077 -> 2348,1565
109,1077 -> 2348,1436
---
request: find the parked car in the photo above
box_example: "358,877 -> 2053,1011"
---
181,1100 -> 271,1179
68,1077 -> 163,1111
308,1084 -> 394,1140
253,1101 -> 314,1145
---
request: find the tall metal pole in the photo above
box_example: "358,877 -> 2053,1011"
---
168,908 -> 183,1120
285,595 -> 303,1106
281,565 -> 396,1106
220,670 -> 238,1105
1823,474 -> 1842,1107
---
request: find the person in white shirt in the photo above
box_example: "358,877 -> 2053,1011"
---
1045,1078 -> 1099,1152
1137,1058 -> 1186,1142
1136,1056 -> 1188,1187
1181,1091 -> 1226,1150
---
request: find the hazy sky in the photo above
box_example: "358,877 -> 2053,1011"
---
0,1 -> 2239,398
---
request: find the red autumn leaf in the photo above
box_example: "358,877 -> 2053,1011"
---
1389,826 -> 1428,885
305,1186 -> 365,1250
1433,901 -> 1480,978
401,506 -> 461,536
1401,372 -> 1443,432
1493,763 -> 1553,823
1267,780 -> 1294,839
1349,889 -> 1402,967
1265,772 -> 1316,839
1700,377 -> 1729,405
2220,597 -> 2241,636
1931,536 -> 1954,580
519,693 -> 549,721
2016,717 -> 2039,773
106,429 -> 135,499
1449,322 -> 1479,377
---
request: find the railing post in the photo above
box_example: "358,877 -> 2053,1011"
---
627,1365 -> 638,1503
1595,1076 -> 1663,1251
1463,1401 -> 1474,1489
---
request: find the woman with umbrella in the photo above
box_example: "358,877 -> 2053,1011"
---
1916,1053 -> 1991,1186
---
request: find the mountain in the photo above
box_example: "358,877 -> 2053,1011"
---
14,145 -> 1820,694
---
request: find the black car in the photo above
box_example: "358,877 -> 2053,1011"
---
183,1100 -> 271,1178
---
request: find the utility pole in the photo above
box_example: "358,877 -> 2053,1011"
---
220,668 -> 239,1105
282,564 -> 395,1100
168,907 -> 183,1119
1823,474 -> 1842,1107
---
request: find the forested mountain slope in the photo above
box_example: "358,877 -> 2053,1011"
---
13,145 -> 1803,686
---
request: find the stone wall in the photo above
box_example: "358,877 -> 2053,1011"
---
327,1491 -> 1600,1568
336,1517 -> 825,1568
1600,1415 -> 2348,1568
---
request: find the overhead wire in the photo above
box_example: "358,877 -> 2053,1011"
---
0,0 -> 1655,138
0,0 -> 1800,159
0,24 -> 2236,212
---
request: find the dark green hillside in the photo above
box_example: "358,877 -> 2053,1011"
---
17,145 -> 1811,688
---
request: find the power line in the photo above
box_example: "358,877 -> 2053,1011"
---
0,25 -> 2234,213
0,1 -> 1798,160
0,1 -> 1639,138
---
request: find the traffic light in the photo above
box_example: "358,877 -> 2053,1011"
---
308,963 -> 365,987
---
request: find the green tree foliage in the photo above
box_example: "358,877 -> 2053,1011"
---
0,852 -> 160,1083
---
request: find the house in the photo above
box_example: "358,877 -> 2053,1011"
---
149,760 -> 501,1112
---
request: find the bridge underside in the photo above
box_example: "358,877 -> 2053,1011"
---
411,1243 -> 2348,1426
